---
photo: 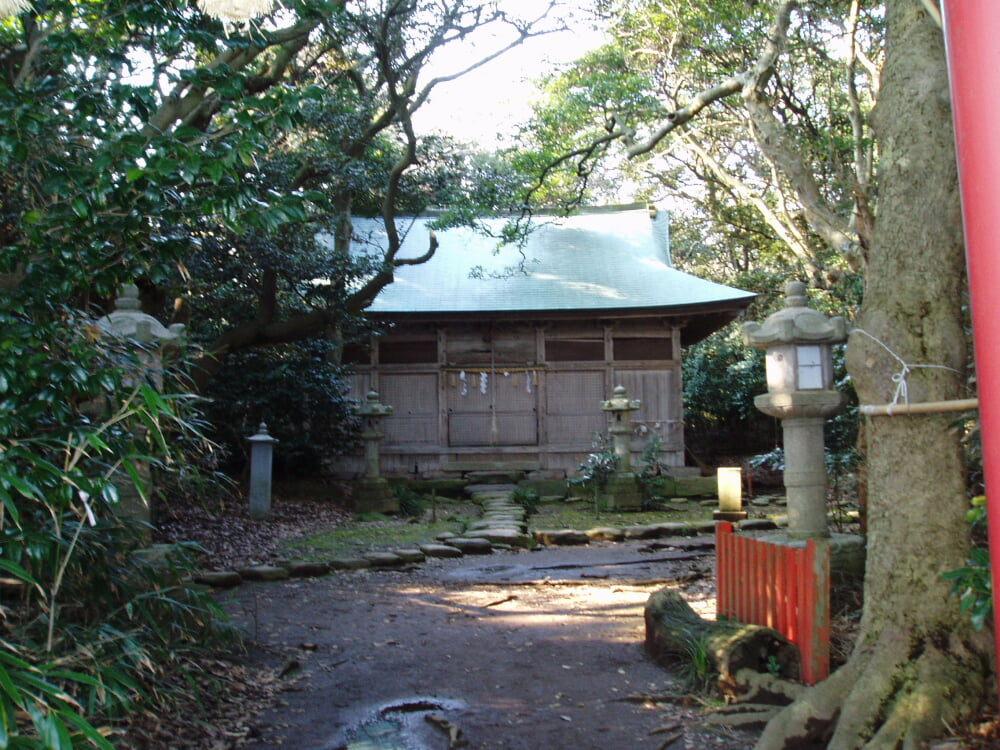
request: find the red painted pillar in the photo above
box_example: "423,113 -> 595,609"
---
941,0 -> 1000,674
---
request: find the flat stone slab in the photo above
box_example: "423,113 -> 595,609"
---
394,548 -> 427,563
364,552 -> 405,567
287,561 -> 331,577
533,529 -> 590,546
650,522 -> 698,537
482,515 -> 524,526
482,505 -> 522,515
419,543 -> 465,558
195,570 -> 243,588
329,557 -> 371,570
446,537 -> 493,554
238,565 -> 290,582
466,484 -> 518,496
465,528 -> 534,548
622,525 -> 662,540
586,527 -> 626,542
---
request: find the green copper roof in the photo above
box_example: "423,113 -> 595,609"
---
355,205 -> 756,317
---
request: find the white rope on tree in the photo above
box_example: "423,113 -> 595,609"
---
851,328 -> 961,415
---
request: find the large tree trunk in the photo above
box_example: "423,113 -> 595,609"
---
756,1 -> 993,748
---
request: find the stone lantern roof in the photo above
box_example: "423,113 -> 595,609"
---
743,281 -> 847,348
97,284 -> 185,344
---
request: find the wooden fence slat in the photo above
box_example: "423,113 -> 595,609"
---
714,523 -> 831,685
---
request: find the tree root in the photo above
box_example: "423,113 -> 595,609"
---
754,628 -> 988,750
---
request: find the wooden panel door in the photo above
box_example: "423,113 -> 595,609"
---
545,370 -> 607,448
446,370 -> 538,446
379,373 -> 438,447
613,368 -> 683,453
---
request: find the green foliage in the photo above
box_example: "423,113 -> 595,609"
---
0,300 -> 232,745
0,2 -> 569,744
200,341 -> 359,477
394,487 -> 425,519
942,497 -> 992,631
749,448 -> 785,473
570,433 -> 619,510
510,487 -> 540,518
674,629 -> 718,694
638,432 -> 672,505
683,327 -> 767,436
510,45 -> 662,208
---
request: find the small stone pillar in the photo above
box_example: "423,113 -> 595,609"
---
744,281 -> 847,538
599,385 -> 644,510
248,423 -> 277,519
351,391 -> 398,514
95,284 -> 185,526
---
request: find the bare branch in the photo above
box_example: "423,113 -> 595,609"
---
681,132 -> 816,270
143,18 -> 319,138
410,2 -> 565,113
625,76 -> 745,158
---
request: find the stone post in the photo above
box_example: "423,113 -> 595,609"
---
248,423 -> 277,519
351,391 -> 398,513
95,284 -> 185,526
599,385 -> 644,510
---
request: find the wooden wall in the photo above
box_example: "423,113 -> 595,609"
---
339,317 -> 684,478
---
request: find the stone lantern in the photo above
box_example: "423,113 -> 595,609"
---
599,385 -> 644,510
95,284 -> 185,525
351,390 -> 398,513
744,281 -> 847,539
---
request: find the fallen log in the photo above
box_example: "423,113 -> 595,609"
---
644,587 -> 801,693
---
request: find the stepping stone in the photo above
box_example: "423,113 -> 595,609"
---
364,552 -> 405,567
329,557 -> 371,570
466,483 -> 518,496
586,527 -> 625,542
622,525 -> 661,540
195,570 -> 242,588
691,520 -> 718,534
419,543 -> 465,558
533,529 -> 590,546
446,537 -> 493,554
287,561 -> 330,577
483,516 -> 523,527
394,548 -> 426,563
465,528 -> 534,548
238,565 -> 290,582
650,522 -> 698,537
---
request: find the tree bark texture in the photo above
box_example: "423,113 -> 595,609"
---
644,588 -> 801,692
757,1 -> 992,748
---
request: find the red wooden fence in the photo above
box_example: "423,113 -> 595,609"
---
715,522 -> 831,684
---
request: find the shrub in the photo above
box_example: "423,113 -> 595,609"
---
199,341 -> 360,477
0,302 -> 234,746
510,487 -> 540,517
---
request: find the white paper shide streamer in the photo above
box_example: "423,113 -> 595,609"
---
198,0 -> 275,21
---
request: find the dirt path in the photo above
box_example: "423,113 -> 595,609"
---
224,540 -> 760,750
